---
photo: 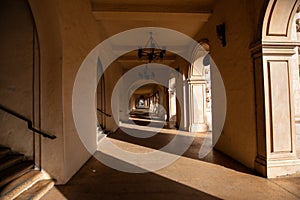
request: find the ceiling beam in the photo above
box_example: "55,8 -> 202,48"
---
91,1 -> 213,14
92,11 -> 211,22
117,54 -> 177,62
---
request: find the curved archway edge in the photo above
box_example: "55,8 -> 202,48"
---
252,0 -> 300,177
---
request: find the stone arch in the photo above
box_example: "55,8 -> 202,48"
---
253,0 -> 300,178
186,40 -> 210,133
262,0 -> 299,41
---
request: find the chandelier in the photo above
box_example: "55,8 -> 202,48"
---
138,32 -> 166,63
138,65 -> 155,80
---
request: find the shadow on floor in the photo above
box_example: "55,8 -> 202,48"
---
108,128 -> 254,175
124,109 -> 254,174
55,155 -> 221,200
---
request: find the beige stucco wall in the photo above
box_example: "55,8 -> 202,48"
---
29,0 -> 105,183
28,0 -> 65,183
0,0 -> 34,157
58,0 -> 102,183
196,0 -> 266,169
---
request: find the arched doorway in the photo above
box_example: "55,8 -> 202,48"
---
0,0 -> 39,162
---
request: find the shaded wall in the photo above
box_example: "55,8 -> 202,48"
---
59,0 -> 102,183
29,0 -> 103,183
102,62 -> 124,132
0,0 -> 34,157
29,0 -> 65,183
196,0 -> 266,169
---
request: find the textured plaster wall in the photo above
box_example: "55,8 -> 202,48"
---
28,0 -> 65,183
58,0 -> 103,183
0,0 -> 34,156
196,0 -> 266,169
1,0 -> 66,182
29,0 -> 103,183
30,0 -> 152,183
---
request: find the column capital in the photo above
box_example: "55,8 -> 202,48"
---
250,41 -> 300,56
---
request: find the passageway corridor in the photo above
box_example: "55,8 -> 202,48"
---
42,124 -> 300,199
1,0 -> 300,199
128,108 -> 166,128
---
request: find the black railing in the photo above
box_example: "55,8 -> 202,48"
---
0,105 -> 56,139
97,108 -> 111,117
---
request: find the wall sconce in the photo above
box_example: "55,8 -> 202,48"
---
216,23 -> 226,47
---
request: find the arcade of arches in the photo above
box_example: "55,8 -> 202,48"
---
0,0 -> 300,192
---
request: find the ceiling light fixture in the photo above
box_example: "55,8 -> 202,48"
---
138,32 -> 166,63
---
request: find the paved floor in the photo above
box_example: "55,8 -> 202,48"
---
42,116 -> 300,200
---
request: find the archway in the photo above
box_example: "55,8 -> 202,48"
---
0,0 -> 38,162
252,0 -> 300,177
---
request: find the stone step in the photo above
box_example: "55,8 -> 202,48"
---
14,180 -> 55,200
0,154 -> 24,172
0,147 -> 11,159
0,170 -> 42,200
0,160 -> 34,188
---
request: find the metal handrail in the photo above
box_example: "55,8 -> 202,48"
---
0,105 -> 56,139
97,108 -> 111,117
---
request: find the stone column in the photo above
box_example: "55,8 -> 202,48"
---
252,42 -> 300,177
294,48 -> 300,144
168,86 -> 177,126
186,44 -> 209,133
294,11 -> 300,144
182,79 -> 189,131
187,77 -> 207,132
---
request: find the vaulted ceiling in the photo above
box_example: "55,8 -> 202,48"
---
133,84 -> 158,95
91,0 -> 215,94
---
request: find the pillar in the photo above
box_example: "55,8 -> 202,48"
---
187,78 -> 207,132
252,0 -> 300,177
252,42 -> 300,177
187,55 -> 208,132
294,9 -> 300,151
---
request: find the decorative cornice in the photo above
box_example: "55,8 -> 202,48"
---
262,43 -> 298,56
250,41 -> 300,56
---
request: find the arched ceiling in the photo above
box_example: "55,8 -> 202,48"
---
133,84 -> 158,96
91,0 -> 215,70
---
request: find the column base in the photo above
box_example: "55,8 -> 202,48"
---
189,123 -> 208,133
255,156 -> 300,178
